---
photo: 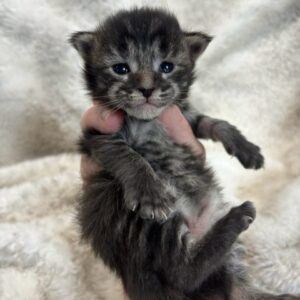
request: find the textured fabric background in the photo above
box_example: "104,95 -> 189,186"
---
0,0 -> 299,299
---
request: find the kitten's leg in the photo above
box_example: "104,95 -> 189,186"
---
80,130 -> 175,222
161,201 -> 256,292
184,111 -> 264,169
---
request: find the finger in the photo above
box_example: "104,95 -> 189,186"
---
80,103 -> 124,181
159,105 -> 205,157
80,104 -> 124,134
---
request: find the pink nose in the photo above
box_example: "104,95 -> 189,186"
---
138,88 -> 155,98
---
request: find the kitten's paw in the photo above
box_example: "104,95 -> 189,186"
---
139,191 -> 176,223
228,137 -> 264,170
228,201 -> 256,232
213,122 -> 264,169
125,185 -> 176,222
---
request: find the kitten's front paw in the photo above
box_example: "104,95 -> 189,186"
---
140,190 -> 176,223
125,185 -> 176,223
227,201 -> 256,232
228,136 -> 264,170
213,122 -> 264,169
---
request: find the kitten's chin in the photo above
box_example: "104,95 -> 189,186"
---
125,104 -> 165,120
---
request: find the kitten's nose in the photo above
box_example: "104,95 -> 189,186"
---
138,88 -> 155,98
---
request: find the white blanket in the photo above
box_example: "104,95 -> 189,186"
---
0,0 -> 300,299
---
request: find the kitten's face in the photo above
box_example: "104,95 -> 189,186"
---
71,9 -> 211,119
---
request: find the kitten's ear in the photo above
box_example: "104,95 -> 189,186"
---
70,31 -> 94,59
184,32 -> 213,61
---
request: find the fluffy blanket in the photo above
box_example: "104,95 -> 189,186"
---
0,0 -> 299,299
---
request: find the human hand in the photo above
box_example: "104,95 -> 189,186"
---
80,104 -> 205,180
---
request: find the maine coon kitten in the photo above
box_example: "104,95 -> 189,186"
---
71,8 -> 299,300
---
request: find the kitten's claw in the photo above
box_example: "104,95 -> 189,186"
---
154,207 -> 170,223
160,211 -> 168,221
139,201 -> 173,223
140,191 -> 175,222
125,181 -> 175,222
150,212 -> 155,219
125,197 -> 139,212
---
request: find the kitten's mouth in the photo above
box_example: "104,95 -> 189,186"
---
125,98 -> 165,120
129,98 -> 157,108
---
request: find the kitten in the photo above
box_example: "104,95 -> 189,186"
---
71,8 -> 299,300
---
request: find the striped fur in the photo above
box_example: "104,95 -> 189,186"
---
72,8 -> 298,300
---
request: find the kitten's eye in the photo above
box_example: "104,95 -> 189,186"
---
112,63 -> 130,75
160,61 -> 174,73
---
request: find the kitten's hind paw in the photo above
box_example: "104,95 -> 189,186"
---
227,201 -> 256,232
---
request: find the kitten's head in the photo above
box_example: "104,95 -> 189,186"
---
71,8 -> 212,119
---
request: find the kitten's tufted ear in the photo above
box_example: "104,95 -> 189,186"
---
70,31 -> 94,59
184,32 -> 213,61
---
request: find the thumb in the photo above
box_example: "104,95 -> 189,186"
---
159,105 -> 205,157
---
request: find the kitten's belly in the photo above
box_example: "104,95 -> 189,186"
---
171,183 -> 230,239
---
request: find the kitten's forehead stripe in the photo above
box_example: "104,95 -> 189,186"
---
99,8 -> 183,60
